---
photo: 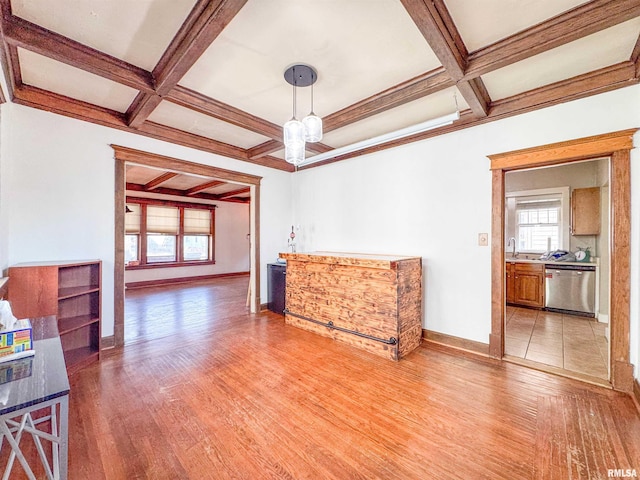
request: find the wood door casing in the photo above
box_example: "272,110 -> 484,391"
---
113,145 -> 263,348
488,129 -> 636,392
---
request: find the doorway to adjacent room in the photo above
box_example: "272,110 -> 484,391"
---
503,159 -> 610,382
113,146 -> 262,348
488,129 -> 635,392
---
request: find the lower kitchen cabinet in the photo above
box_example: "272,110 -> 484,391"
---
506,262 -> 544,308
506,262 -> 515,304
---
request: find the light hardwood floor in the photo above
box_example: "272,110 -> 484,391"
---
3,277 -> 639,479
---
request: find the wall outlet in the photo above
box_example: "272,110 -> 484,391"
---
478,233 -> 489,246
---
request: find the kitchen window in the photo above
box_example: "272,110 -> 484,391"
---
125,200 -> 215,268
516,197 -> 561,252
505,187 -> 569,254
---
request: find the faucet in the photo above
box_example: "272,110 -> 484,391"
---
507,237 -> 517,258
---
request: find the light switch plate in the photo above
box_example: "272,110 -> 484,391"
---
478,233 -> 488,246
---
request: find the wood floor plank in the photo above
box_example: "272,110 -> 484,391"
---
534,393 -> 639,479
3,277 -> 638,479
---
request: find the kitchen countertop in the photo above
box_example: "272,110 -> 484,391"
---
505,257 -> 597,267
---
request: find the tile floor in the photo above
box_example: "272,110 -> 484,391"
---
505,306 -> 609,379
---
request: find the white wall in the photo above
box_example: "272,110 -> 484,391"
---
291,85 -> 640,384
0,103 -> 292,337
1,85 -> 639,384
124,201 -> 251,283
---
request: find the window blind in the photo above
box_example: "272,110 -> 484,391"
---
184,209 -> 211,234
125,203 -> 141,234
147,206 -> 179,234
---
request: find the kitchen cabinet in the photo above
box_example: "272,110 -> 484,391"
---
8,260 -> 102,374
267,263 -> 286,315
505,262 -> 515,304
506,262 -> 544,308
571,187 -> 600,235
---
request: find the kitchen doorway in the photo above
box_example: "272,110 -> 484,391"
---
488,129 -> 635,392
503,159 -> 610,383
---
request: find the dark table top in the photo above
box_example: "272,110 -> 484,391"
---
0,317 -> 70,416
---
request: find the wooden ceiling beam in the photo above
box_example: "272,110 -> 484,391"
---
125,0 -> 249,128
217,187 -> 250,199
167,86 -> 281,139
126,92 -> 163,128
0,14 -> 155,93
488,61 -> 638,118
185,180 -> 226,196
323,69 -> 454,132
0,42 -> 19,99
631,33 -> 640,78
144,172 -> 179,190
464,0 -> 640,80
168,87 -> 335,157
399,0 -> 489,118
11,84 -> 294,172
126,183 -> 249,204
13,84 -> 128,127
136,121 -> 292,170
247,139 -> 281,159
153,0 -> 248,95
0,0 -> 16,100
456,78 -> 490,117
302,61 -> 638,169
399,0 -> 465,79
126,183 -> 218,202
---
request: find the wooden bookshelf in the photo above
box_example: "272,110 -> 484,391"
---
8,260 -> 102,374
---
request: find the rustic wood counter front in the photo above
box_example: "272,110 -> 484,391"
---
279,252 -> 422,360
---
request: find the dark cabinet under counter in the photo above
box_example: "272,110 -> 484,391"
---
267,263 -> 286,315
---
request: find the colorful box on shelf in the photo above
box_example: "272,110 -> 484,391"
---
0,319 -> 33,362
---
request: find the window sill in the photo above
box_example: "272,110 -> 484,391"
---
126,260 -> 216,270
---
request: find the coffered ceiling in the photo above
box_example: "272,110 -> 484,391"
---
126,163 -> 250,204
0,0 -> 638,172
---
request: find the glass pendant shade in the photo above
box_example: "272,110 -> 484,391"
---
284,118 -> 305,149
285,143 -> 305,166
303,113 -> 323,142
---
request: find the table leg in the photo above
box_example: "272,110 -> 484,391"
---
58,395 -> 68,480
51,404 -> 59,478
0,418 -> 37,480
24,412 -> 55,480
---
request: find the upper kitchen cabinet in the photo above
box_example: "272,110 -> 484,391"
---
571,187 -> 600,236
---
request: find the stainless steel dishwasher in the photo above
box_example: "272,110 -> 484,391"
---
544,264 -> 596,316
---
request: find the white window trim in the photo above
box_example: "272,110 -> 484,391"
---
506,186 -> 570,252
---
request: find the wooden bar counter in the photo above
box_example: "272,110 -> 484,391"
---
279,252 -> 422,360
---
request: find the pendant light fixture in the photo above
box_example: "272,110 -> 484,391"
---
283,64 -> 322,166
302,79 -> 322,142
283,78 -> 305,150
285,142 -> 305,166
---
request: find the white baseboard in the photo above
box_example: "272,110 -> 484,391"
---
597,313 -> 609,324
